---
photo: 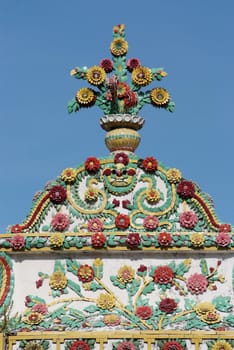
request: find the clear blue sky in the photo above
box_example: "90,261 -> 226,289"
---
1,1 -> 234,232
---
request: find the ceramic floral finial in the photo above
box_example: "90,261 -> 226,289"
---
68,24 -> 175,116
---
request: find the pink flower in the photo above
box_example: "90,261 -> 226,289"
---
187,273 -> 208,294
51,213 -> 70,231
179,211 -> 198,229
10,234 -> 25,250
87,218 -> 103,232
126,233 -> 141,249
143,216 -> 159,230
32,303 -> 48,315
215,232 -> 231,247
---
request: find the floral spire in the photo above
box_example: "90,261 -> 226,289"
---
67,24 -> 175,116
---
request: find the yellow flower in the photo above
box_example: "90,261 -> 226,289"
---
93,258 -> 103,267
132,66 -> 152,86
85,187 -> 98,202
25,312 -> 43,325
160,71 -> 167,77
117,265 -> 135,284
49,233 -> 64,248
190,233 -> 204,247
96,293 -> 116,310
86,66 -> 106,86
61,168 -> 77,183
24,342 -> 43,350
110,38 -> 128,56
150,88 -> 170,106
211,340 -> 232,350
70,68 -> 78,76
146,189 -> 161,204
49,271 -> 67,290
167,168 -> 182,183
76,88 -> 96,105
83,282 -> 91,291
218,274 -> 225,283
195,302 -> 215,316
200,310 -> 221,324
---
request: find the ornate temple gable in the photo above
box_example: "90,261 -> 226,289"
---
1,24 -> 234,350
4,152 -> 233,252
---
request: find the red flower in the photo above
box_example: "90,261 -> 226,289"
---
77,264 -> 94,283
116,341 -> 136,350
70,340 -> 90,350
143,216 -> 159,230
136,305 -> 153,319
141,157 -> 158,172
100,58 -> 113,73
219,223 -> 231,233
115,214 -> 130,229
159,298 -> 177,313
215,232 -> 231,247
177,180 -> 195,199
10,234 -> 25,250
124,91 -> 138,109
112,198 -> 120,207
49,185 -> 67,204
85,157 -> 100,172
127,58 -> 141,72
91,232 -> 106,248
137,264 -> 147,273
114,152 -> 129,165
116,82 -> 130,98
162,341 -> 184,350
11,224 -> 22,233
186,273 -> 208,294
157,232 -> 172,247
126,233 -> 141,249
153,266 -> 174,285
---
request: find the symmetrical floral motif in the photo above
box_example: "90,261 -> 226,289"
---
135,306 -> 153,319
87,218 -> 103,232
61,168 -> 77,183
141,157 -> 158,172
49,271 -> 67,290
143,216 -> 159,230
68,24 -> 175,115
177,180 -> 195,199
157,232 -> 172,247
